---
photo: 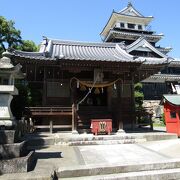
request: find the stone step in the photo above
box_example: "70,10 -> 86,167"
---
56,158 -> 180,179
142,133 -> 178,141
67,138 -> 146,146
59,168 -> 180,180
55,134 -> 147,145
25,132 -> 178,147
67,134 -> 145,141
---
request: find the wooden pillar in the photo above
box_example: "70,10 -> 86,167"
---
131,77 -> 136,130
117,80 -> 125,134
72,104 -> 78,134
42,66 -> 47,106
71,80 -> 78,134
34,63 -> 37,81
50,119 -> 53,134
107,86 -> 112,111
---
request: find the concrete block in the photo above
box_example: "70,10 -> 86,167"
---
0,151 -> 35,174
0,141 -> 25,159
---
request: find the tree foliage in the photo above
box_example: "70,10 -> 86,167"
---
0,16 -> 22,50
16,40 -> 38,52
0,16 -> 38,55
134,82 -> 144,110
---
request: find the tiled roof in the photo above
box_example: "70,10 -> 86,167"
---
12,50 -> 54,60
41,39 -> 141,63
142,73 -> 180,83
11,38 -> 169,66
169,60 -> 180,67
109,30 -> 163,42
138,57 -> 168,65
156,47 -> 172,54
150,74 -> 180,80
12,40 -> 139,63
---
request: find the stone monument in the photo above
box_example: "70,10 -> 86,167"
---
0,51 -> 23,128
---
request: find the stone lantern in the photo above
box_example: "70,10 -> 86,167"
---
0,51 -> 24,128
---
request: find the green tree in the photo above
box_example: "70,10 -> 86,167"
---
17,40 -> 38,52
134,83 -> 144,110
0,16 -> 38,55
0,16 -> 22,51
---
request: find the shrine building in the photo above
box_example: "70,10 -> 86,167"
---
10,3 -> 172,133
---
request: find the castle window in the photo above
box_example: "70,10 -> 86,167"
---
128,23 -> 135,29
138,25 -> 142,30
120,23 -> 124,28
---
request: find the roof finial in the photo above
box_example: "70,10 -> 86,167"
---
128,1 -> 132,7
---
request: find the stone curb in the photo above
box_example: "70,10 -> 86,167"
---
60,168 -> 180,180
56,158 -> 180,178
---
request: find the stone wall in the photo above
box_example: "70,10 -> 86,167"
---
143,100 -> 163,122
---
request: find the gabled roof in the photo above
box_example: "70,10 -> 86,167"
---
126,36 -> 167,58
119,2 -> 143,17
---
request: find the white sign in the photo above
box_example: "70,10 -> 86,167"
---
0,107 -> 9,118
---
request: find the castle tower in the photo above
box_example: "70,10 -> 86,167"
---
100,2 -> 171,56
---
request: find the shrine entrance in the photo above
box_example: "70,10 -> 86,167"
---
77,87 -> 107,107
72,80 -> 116,132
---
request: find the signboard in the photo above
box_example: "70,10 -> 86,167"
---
0,107 -> 10,119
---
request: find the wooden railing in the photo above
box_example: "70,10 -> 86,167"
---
27,106 -> 72,116
25,105 -> 77,133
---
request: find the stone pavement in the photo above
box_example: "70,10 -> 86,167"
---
1,129 -> 180,179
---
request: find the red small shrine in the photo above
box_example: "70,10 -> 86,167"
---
162,95 -> 180,136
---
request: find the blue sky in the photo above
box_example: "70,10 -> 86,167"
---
1,0 -> 180,57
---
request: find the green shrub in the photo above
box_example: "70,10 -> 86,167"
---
134,83 -> 144,110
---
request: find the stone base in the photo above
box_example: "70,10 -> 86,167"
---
0,141 -> 26,160
0,151 -> 35,174
72,130 -> 79,134
0,120 -> 16,128
0,130 -> 15,144
116,129 -> 125,134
